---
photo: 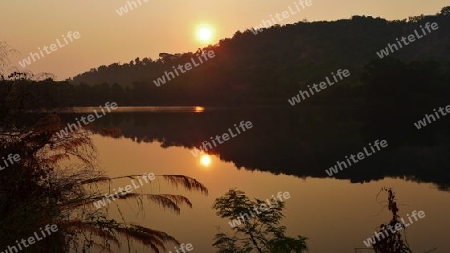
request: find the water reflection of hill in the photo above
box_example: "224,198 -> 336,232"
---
88,106 -> 450,191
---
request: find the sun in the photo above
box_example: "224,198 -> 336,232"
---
197,25 -> 213,43
199,28 -> 212,41
200,154 -> 212,167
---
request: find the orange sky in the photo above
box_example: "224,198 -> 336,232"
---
1,0 -> 447,79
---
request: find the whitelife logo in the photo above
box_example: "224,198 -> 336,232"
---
93,172 -> 156,209
167,243 -> 194,253
362,210 -> 426,247
414,104 -> 450,130
0,153 -> 21,172
115,0 -> 150,16
55,102 -> 118,139
376,22 -> 439,59
18,31 -> 81,67
251,0 -> 313,35
228,191 -> 291,228
153,49 -> 216,87
1,224 -> 58,253
325,140 -> 388,176
190,121 -> 253,157
287,69 -> 350,106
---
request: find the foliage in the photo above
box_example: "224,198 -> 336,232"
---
372,188 -> 413,253
212,189 -> 307,253
2,7 -> 450,106
0,110 -> 208,252
0,49 -> 209,252
61,7 -> 448,106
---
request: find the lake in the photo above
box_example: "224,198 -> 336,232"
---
75,106 -> 450,253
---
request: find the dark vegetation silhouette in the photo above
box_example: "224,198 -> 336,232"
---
54,100 -> 450,192
2,8 -> 449,107
356,188 -> 439,253
372,188 -> 413,253
0,49 -> 208,252
66,7 -> 449,106
212,189 -> 308,253
1,9 -> 449,191
9,57 -> 446,192
363,188 -> 438,253
0,7 -> 449,252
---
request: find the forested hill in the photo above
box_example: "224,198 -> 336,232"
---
67,8 -> 450,105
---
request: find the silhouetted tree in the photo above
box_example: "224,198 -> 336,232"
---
212,189 -> 308,253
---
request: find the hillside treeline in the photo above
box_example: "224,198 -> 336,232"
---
2,7 -> 450,107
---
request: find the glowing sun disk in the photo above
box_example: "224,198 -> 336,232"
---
200,155 -> 212,167
197,26 -> 213,42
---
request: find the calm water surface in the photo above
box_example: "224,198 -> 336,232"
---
78,106 -> 450,253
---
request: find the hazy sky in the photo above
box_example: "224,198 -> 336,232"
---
1,0 -> 447,79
